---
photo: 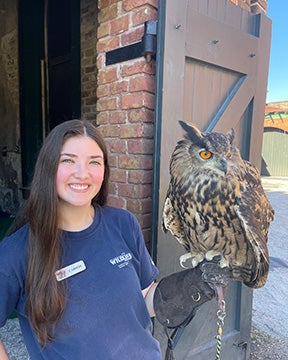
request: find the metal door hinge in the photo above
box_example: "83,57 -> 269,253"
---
106,20 -> 158,65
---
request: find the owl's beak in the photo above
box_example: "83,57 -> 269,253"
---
219,158 -> 227,174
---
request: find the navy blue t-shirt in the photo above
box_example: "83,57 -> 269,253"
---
0,206 -> 161,359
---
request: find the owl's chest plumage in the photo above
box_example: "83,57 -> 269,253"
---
171,172 -> 248,262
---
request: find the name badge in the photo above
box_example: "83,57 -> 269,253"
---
55,260 -> 86,282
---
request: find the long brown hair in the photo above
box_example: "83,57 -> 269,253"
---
24,120 -> 110,345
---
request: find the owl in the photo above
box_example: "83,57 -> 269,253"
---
162,121 -> 274,289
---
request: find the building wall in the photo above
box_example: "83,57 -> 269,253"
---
0,0 -> 21,215
81,0 -> 99,121
96,0 -> 158,244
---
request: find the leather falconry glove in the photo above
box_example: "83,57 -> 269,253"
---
153,266 -> 215,360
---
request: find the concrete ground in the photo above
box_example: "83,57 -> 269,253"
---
250,176 -> 288,359
0,176 -> 287,359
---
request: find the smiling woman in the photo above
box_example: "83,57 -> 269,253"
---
0,120 -> 162,360
56,136 -> 105,231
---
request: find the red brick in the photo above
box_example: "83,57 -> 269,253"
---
107,138 -> 127,153
130,75 -> 155,93
86,96 -> 97,106
107,154 -> 117,167
98,4 -> 118,22
97,84 -> 110,98
128,169 -> 153,184
137,213 -> 152,229
128,108 -> 154,123
121,27 -> 143,46
99,124 -> 121,137
121,92 -> 154,110
121,60 -> 156,77
107,195 -> 126,208
131,7 -> 158,27
109,168 -> 127,182
122,0 -> 158,12
111,15 -> 130,35
127,138 -> 154,154
98,22 -> 110,38
85,65 -> 97,74
118,183 -> 152,198
96,112 -> 109,125
122,123 -> 155,140
126,198 -> 152,213
97,36 -> 120,53
110,110 -> 127,124
111,80 -> 129,95
119,154 -> 152,169
108,181 -> 118,195
97,97 -> 119,111
98,0 -> 110,9
97,54 -> 105,68
120,123 -> 144,138
98,67 -> 118,85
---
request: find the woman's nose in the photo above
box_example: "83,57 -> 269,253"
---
75,162 -> 89,178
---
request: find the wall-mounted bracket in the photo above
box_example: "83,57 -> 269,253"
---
106,20 -> 157,65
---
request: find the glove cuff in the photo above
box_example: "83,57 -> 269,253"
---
154,267 -> 215,329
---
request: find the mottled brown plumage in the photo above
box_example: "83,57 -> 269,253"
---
162,121 -> 274,288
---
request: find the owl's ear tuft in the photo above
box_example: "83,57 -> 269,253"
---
228,128 -> 235,144
179,121 -> 204,145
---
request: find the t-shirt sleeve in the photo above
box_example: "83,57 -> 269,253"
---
0,230 -> 27,327
129,213 -> 159,290
0,272 -> 20,327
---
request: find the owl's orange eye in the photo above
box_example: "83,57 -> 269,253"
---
199,150 -> 212,160
226,151 -> 232,159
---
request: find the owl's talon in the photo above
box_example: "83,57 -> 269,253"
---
179,253 -> 204,269
179,253 -> 193,268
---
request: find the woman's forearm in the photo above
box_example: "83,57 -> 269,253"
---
0,340 -> 9,360
142,281 -> 158,318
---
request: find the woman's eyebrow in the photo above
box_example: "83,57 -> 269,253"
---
60,153 -> 77,157
60,153 -> 103,159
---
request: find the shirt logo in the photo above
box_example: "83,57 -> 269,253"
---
109,252 -> 132,268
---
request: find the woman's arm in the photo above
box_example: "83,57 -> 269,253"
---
0,340 -> 9,360
142,281 -> 158,318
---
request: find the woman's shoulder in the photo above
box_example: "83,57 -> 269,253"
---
0,223 -> 29,252
101,205 -> 136,220
0,224 -> 29,276
98,206 -> 140,233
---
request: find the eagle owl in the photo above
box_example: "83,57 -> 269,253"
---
162,121 -> 274,289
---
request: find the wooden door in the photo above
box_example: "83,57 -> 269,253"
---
153,0 -> 271,359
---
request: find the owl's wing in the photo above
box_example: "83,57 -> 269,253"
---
162,185 -> 190,252
234,161 -> 274,288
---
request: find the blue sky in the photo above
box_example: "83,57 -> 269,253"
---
266,2 -> 288,103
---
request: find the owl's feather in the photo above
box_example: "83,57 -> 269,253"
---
162,121 -> 274,288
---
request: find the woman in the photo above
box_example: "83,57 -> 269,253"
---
0,120 -> 161,359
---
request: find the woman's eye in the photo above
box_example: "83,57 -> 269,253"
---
199,150 -> 212,160
61,158 -> 73,164
90,160 -> 102,166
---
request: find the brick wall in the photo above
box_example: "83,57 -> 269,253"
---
229,0 -> 268,13
96,0 -> 158,244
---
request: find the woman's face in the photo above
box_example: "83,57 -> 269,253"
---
56,136 -> 105,209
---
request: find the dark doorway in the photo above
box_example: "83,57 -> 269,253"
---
18,0 -> 81,189
47,0 -> 81,129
